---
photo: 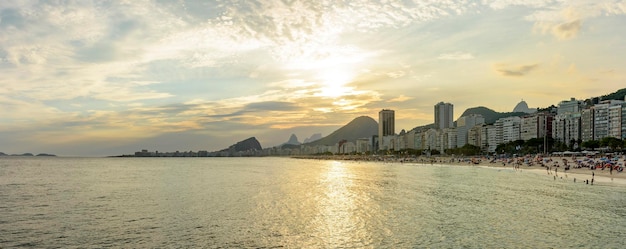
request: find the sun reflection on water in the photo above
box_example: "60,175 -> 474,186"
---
314,160 -> 371,247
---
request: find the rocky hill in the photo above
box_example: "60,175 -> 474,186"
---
460,106 -> 527,125
213,137 -> 262,156
230,137 -> 262,151
305,116 -> 377,146
283,134 -> 300,145
598,87 -> 626,101
303,133 -> 322,143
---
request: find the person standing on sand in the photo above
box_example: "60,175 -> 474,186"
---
592,172 -> 595,185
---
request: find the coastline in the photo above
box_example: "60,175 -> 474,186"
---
294,154 -> 626,185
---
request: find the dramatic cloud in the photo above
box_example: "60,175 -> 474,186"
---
494,63 -> 540,77
1,0 -> 626,155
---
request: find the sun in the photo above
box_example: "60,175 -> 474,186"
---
316,68 -> 355,98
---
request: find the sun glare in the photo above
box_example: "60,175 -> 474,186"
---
316,68 -> 356,98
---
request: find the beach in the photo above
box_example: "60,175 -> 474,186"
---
294,154 -> 626,185
448,156 -> 626,185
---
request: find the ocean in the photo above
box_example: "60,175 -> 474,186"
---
1,157 -> 625,248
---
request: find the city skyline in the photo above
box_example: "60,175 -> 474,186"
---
1,1 -> 625,156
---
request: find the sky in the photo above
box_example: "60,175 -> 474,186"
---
1,0 -> 625,156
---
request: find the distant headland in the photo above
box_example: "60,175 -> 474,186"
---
0,152 -> 56,157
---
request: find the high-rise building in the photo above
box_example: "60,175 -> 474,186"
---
520,113 -> 553,141
434,102 -> 454,129
552,113 -> 581,146
622,103 -> 626,140
593,100 -> 624,140
378,109 -> 395,150
557,98 -> 585,115
499,116 -> 521,143
581,108 -> 594,142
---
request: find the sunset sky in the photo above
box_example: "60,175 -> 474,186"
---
1,0 -> 625,156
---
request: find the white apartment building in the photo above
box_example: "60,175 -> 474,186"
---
380,135 -> 396,151
609,104 -> 622,139
622,103 -> 626,140
486,125 -> 498,153
500,116 -> 522,143
356,138 -> 371,153
441,128 -> 457,151
424,128 -> 441,152
593,100 -> 624,140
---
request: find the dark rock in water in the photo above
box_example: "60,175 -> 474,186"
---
36,153 -> 57,157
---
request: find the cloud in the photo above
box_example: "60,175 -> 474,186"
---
437,52 -> 475,60
494,63 -> 539,77
389,95 -> 412,102
534,18 -> 582,40
525,3 -> 626,40
207,101 -> 300,118
551,19 -> 582,39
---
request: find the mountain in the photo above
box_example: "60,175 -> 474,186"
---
231,137 -> 262,151
216,137 -> 262,153
305,116 -> 378,146
460,106 -> 527,125
284,134 -> 300,145
599,88 -> 626,101
303,133 -> 322,143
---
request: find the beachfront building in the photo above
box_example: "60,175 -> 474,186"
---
581,108 -> 594,142
520,113 -> 553,141
557,98 -> 586,115
356,138 -> 371,153
552,112 -> 582,147
378,109 -> 395,150
424,128 -> 441,152
379,135 -> 395,151
467,125 -> 482,148
337,141 -> 356,154
486,125 -> 498,153
440,128 -> 457,151
499,116 -> 522,143
609,104 -> 622,139
403,130 -> 417,150
593,103 -> 609,140
434,102 -> 454,129
593,100 -> 624,140
622,103 -> 626,140
456,114 -> 485,148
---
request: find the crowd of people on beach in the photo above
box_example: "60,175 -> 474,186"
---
295,153 -> 625,185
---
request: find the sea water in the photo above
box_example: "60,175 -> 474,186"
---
1,157 -> 625,248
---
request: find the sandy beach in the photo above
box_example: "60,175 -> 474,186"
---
295,154 -> 626,185
443,156 -> 626,185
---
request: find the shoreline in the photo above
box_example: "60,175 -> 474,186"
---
294,154 -> 626,185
